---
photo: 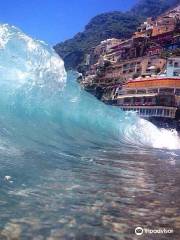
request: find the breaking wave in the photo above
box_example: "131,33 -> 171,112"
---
0,23 -> 180,157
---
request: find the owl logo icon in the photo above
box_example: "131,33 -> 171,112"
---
135,227 -> 144,235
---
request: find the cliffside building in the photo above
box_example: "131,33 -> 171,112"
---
167,57 -> 180,77
79,5 -> 180,101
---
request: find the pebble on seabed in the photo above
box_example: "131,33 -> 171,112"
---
0,223 -> 21,239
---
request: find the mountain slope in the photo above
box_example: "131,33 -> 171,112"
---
131,0 -> 179,17
54,12 -> 142,69
54,0 -> 180,70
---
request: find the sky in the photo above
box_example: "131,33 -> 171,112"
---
0,0 -> 138,45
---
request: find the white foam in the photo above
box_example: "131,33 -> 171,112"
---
0,24 -> 67,94
130,118 -> 180,150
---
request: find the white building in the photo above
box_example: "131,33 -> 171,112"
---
166,57 -> 180,77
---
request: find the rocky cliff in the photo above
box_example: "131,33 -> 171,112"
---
54,0 -> 180,70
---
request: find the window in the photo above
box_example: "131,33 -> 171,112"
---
148,88 -> 158,93
149,51 -> 152,55
174,62 -> 179,68
135,98 -> 141,103
157,109 -> 163,115
124,98 -> 131,104
170,110 -> 174,117
145,97 -> 153,104
137,89 -> 146,94
173,71 -> 179,77
175,89 -> 180,96
152,109 -> 156,115
159,88 -> 174,94
127,90 -> 136,94
168,60 -> 173,66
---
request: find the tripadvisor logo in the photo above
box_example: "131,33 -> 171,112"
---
135,227 -> 143,235
135,226 -> 174,236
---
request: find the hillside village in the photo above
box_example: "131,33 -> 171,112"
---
78,5 -> 180,101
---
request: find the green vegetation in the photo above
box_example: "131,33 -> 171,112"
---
54,12 -> 142,69
54,0 -> 179,70
131,0 -> 179,17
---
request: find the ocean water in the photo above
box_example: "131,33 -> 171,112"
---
0,24 -> 179,240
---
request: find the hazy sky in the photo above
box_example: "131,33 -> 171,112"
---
0,0 -> 137,45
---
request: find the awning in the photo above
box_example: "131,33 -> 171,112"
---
117,93 -> 158,99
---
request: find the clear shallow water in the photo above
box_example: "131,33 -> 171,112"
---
0,24 -> 179,240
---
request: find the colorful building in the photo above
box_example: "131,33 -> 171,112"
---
166,58 -> 180,77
